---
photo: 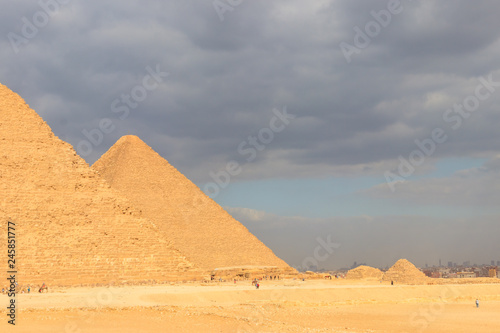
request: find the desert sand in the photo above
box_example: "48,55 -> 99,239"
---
2,278 -> 500,333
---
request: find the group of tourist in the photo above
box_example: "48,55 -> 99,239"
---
1,283 -> 47,294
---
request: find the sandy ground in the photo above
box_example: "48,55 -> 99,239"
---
1,279 -> 499,332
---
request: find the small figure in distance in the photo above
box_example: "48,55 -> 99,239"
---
27,285 -> 30,293
256,282 -> 259,289
476,299 -> 479,308
391,280 -> 394,285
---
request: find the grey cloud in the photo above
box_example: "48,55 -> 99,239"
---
1,0 -> 500,183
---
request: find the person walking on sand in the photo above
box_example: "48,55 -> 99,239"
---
476,299 -> 479,308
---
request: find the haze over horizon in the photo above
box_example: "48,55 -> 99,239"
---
2,0 -> 500,269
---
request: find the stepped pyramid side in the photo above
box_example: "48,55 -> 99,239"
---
0,84 -> 201,286
92,135 -> 293,273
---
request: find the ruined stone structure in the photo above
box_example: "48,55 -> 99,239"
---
93,135 -> 294,275
0,84 -> 201,286
346,265 -> 384,280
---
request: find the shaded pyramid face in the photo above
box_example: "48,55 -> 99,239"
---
92,135 -> 292,272
0,84 -> 199,286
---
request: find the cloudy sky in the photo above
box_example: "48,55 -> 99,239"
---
2,0 -> 500,270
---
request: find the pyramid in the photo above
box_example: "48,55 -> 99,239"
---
0,83 -> 201,286
92,135 -> 293,274
346,265 -> 383,280
382,259 -> 428,284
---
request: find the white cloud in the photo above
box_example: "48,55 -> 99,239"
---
364,155 -> 500,207
225,206 -> 269,222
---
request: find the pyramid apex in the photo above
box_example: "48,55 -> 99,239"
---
0,83 -> 55,141
94,134 -> 173,172
112,135 -> 154,151
118,135 -> 146,143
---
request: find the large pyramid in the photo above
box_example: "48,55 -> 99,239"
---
92,135 -> 293,274
0,83 -> 201,286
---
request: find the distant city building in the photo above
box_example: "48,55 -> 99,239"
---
457,272 -> 475,278
448,261 -> 453,268
463,261 -> 470,267
489,267 -> 497,278
429,271 -> 441,278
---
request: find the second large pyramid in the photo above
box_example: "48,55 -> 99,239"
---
93,135 -> 293,274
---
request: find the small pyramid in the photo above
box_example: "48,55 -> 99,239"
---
382,259 -> 428,284
0,84 -> 200,286
346,265 -> 383,280
93,135 -> 293,274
